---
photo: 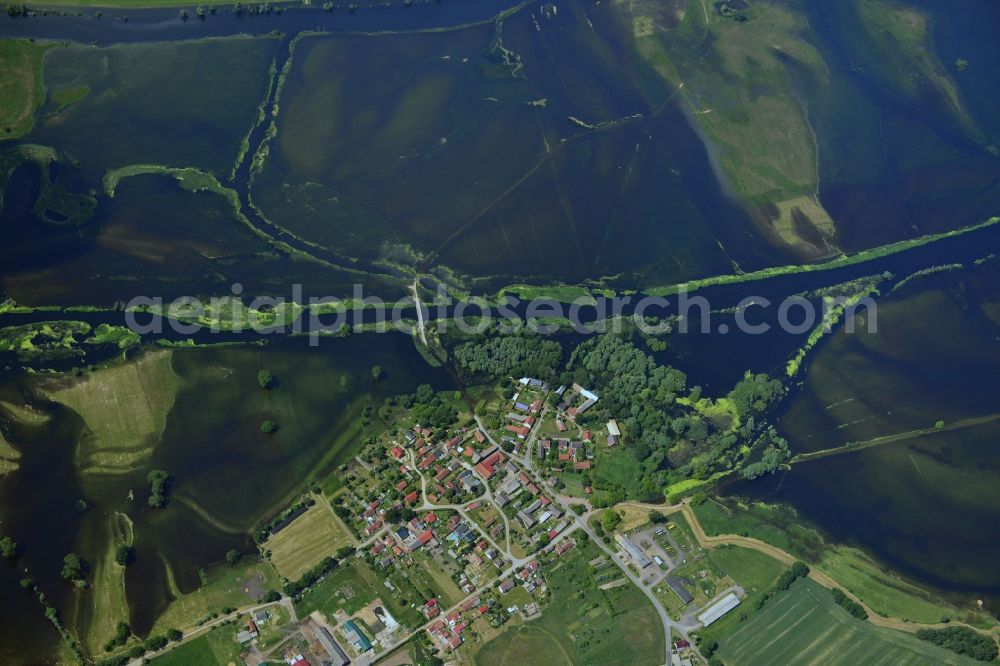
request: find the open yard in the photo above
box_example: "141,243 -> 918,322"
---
150,626 -> 244,666
706,545 -> 784,597
475,541 -> 663,666
294,560 -> 424,629
268,503 -> 352,580
152,559 -> 279,634
712,579 -> 978,665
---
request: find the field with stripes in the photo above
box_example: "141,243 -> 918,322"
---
716,579 -> 977,665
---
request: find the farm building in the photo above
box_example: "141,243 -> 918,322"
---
698,592 -> 741,626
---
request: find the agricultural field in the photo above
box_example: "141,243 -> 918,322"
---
268,503 -> 353,580
474,541 -> 663,666
710,579 -> 978,666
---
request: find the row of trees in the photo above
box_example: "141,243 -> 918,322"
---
283,555 -> 340,598
830,587 -> 868,620
915,626 -> 998,662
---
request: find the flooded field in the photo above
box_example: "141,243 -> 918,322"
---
731,258 -> 1000,599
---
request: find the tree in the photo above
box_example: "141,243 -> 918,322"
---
144,635 -> 168,651
371,365 -> 383,381
260,420 -> 278,434
648,511 -> 669,525
955,58 -> 969,72
225,549 -> 241,565
934,419 -> 945,430
0,535 -> 18,559
258,369 -> 273,389
167,628 -> 183,642
600,510 -> 622,533
115,544 -> 134,567
61,553 -> 88,581
148,469 -> 170,508
259,590 -> 281,603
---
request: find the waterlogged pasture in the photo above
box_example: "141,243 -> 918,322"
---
253,3 -> 776,287
763,259 -> 1000,594
0,169 -> 373,307
33,36 -> 280,184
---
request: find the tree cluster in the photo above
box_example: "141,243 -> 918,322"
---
454,333 -> 562,380
915,626 -> 998,662
728,372 -> 783,419
115,545 -> 134,567
830,587 -> 868,620
741,430 -> 791,480
102,621 -> 131,652
60,553 -> 88,582
398,384 -> 457,429
147,469 -> 171,508
775,560 -> 810,591
0,534 -> 18,559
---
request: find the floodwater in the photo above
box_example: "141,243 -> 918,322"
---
2,0 -> 1000,660
0,333 -> 452,659
725,258 -> 1000,608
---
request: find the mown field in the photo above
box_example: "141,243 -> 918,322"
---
267,503 -> 352,580
475,540 -> 663,666
713,579 -> 977,666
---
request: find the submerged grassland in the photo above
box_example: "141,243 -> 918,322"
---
617,0 -> 835,256
855,0 -> 976,136
0,40 -> 48,140
44,349 -> 181,476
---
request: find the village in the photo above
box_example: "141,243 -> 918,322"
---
176,377 -> 748,666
